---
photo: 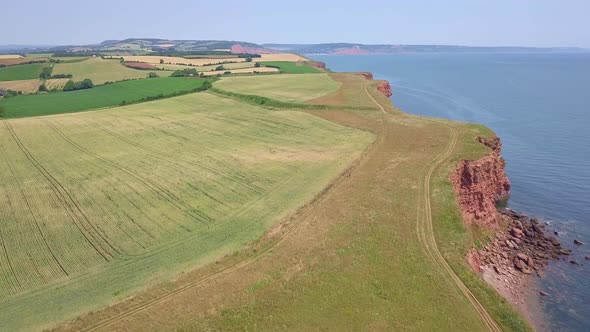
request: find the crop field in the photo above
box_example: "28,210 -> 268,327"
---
0,54 -> 23,59
0,63 -> 47,81
119,55 -> 247,67
200,67 -> 279,76
259,53 -> 308,62
0,58 -> 47,66
25,53 -> 54,58
44,78 -> 70,90
0,79 -> 42,93
156,61 -> 256,71
261,61 -> 322,74
0,77 -> 208,118
0,91 -> 372,330
51,56 -> 90,63
52,58 -> 157,84
214,73 -> 341,102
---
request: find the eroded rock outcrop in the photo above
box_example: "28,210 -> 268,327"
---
450,136 -> 510,228
305,61 -> 326,70
377,81 -> 393,98
354,72 -> 374,80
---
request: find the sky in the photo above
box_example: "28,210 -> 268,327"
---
2,0 -> 589,48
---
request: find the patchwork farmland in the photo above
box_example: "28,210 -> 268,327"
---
52,58 -> 162,84
0,76 -> 372,329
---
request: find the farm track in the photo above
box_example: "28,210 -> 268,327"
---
416,125 -> 502,332
363,84 -> 500,332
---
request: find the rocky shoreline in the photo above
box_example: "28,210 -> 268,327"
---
472,208 -> 577,327
475,209 -> 570,279
449,135 -> 577,325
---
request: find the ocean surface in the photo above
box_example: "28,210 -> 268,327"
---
311,53 -> 590,331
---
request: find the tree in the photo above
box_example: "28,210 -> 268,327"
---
39,66 -> 53,80
148,72 -> 159,78
63,80 -> 75,91
215,65 -> 225,71
254,62 -> 261,68
38,84 -> 48,92
245,56 -> 253,62
160,59 -> 164,64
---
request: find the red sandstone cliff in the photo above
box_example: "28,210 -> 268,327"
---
354,72 -> 374,80
305,61 -> 326,70
450,136 -> 511,228
377,81 -> 393,97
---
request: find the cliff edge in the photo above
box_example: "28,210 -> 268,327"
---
450,136 -> 510,228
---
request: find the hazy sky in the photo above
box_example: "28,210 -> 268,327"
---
2,0 -> 589,48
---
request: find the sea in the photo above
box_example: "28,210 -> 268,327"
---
311,53 -> 590,331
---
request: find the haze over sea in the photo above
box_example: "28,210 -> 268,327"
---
312,53 -> 590,331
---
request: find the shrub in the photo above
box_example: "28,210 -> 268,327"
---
171,68 -> 198,77
39,66 -> 53,79
148,72 -> 159,78
50,73 -> 73,79
38,84 -> 48,92
215,65 -> 225,71
63,78 -> 95,91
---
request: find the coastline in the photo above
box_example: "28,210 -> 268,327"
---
450,135 -> 567,330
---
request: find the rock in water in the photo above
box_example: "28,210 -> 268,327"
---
574,239 -> 584,245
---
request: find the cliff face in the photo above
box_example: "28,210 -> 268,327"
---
355,72 -> 374,80
305,61 -> 326,70
450,136 -> 511,228
353,73 -> 392,98
377,81 -> 393,97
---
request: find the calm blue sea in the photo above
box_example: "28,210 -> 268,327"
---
311,53 -> 590,331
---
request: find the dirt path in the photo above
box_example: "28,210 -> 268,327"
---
363,84 -> 501,332
417,127 -> 502,332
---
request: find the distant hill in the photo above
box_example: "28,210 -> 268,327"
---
1,39 -> 586,55
264,43 -> 589,54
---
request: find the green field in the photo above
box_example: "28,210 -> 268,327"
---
214,73 -> 341,102
52,58 -> 168,84
260,61 -> 321,74
0,63 -> 47,81
0,77 -> 208,118
0,91 -> 372,330
156,62 -> 255,71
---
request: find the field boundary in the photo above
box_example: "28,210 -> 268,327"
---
210,87 -> 375,111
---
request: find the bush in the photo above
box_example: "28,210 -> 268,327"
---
63,78 -> 94,91
148,72 -> 159,78
215,65 -> 225,71
39,66 -> 53,80
38,84 -> 48,92
2,89 -> 21,98
50,73 -> 73,79
171,68 -> 198,77
254,62 -> 261,68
